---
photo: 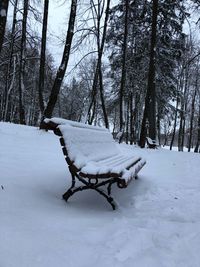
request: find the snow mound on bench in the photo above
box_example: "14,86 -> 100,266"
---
58,124 -> 145,181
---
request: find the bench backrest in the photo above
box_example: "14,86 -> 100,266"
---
52,120 -> 119,169
146,137 -> 158,146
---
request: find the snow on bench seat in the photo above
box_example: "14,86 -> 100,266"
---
80,155 -> 146,183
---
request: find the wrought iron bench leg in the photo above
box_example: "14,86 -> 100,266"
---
62,173 -> 117,210
63,186 -> 116,210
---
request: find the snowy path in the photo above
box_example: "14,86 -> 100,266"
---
0,122 -> 200,267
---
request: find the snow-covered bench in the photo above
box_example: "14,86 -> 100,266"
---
146,137 -> 159,149
43,118 -> 146,210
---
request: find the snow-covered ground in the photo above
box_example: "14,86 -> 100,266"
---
1,122 -> 200,267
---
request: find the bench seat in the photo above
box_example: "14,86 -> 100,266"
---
43,118 -> 146,209
79,155 -> 146,182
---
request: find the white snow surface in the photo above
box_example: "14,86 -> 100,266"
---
1,122 -> 200,267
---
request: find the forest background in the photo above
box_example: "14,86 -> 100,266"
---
1,0 -> 200,152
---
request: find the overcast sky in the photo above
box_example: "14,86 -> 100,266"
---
7,1 -> 70,67
46,1 -> 200,67
47,0 -> 98,79
47,1 -> 70,66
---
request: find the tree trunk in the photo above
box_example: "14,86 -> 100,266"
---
119,0 -> 129,137
18,0 -> 29,125
38,0 -> 49,114
163,121 -> 170,147
181,92 -> 189,151
4,56 -> 17,121
188,86 -> 197,152
87,66 -> 98,125
98,0 -> 110,129
170,97 -> 179,150
194,99 -> 200,153
178,73 -> 184,151
0,0 -> 9,54
125,99 -> 129,144
3,0 -> 18,121
139,0 -> 158,148
129,92 -> 134,145
43,0 -> 77,119
178,67 -> 188,151
98,64 -> 109,128
157,107 -> 161,145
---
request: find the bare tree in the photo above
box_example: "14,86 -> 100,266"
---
87,0 -> 110,129
43,0 -> 77,120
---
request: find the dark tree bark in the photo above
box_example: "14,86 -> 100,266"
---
0,0 -> 9,54
87,0 -> 100,125
163,120 -> 170,147
38,0 -> 49,115
98,0 -> 110,129
139,0 -> 158,148
125,99 -> 129,144
188,86 -> 197,152
181,91 -> 189,151
119,0 -> 129,137
98,64 -> 109,128
157,107 -> 161,145
178,88 -> 184,151
194,99 -> 200,153
170,97 -> 179,150
18,0 -> 29,125
129,92 -> 134,145
87,65 -> 98,125
3,0 -> 18,121
178,69 -> 188,151
43,0 -> 77,119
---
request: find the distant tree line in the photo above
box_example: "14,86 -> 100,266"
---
0,0 -> 200,152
